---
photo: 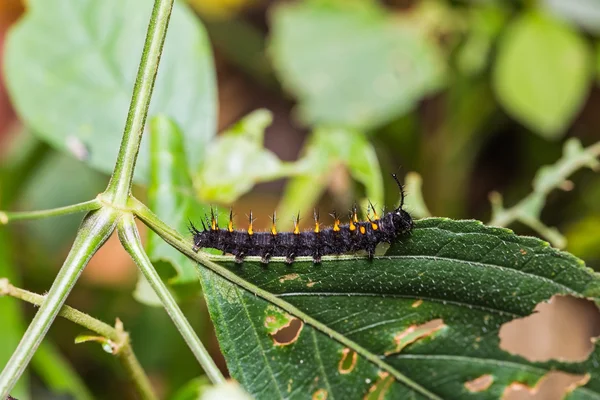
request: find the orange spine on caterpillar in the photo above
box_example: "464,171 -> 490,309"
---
190,174 -> 412,264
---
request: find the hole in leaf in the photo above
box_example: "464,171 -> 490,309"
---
312,389 -> 328,400
271,318 -> 303,346
384,319 -> 445,355
464,374 -> 493,392
364,372 -> 394,400
338,348 -> 358,374
499,295 -> 600,362
264,306 -> 304,346
502,371 -> 589,400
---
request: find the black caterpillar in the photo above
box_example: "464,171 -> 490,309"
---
190,174 -> 413,264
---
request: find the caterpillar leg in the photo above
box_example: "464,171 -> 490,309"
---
235,252 -> 245,264
261,252 -> 271,264
285,252 -> 295,265
367,245 -> 376,259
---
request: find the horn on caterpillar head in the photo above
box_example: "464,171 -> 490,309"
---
391,173 -> 406,210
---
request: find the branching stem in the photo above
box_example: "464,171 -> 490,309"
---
0,208 -> 118,398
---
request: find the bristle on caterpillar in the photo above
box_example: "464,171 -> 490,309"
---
191,174 -> 413,264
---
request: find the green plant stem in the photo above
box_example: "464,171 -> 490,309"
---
488,140 -> 600,248
489,142 -> 600,227
0,208 -> 118,398
103,0 -> 174,207
0,199 -> 101,225
0,279 -> 157,400
129,198 -> 440,399
117,213 -> 226,385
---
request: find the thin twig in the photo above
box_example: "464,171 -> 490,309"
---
0,199 -> 101,225
0,279 -> 158,400
488,139 -> 600,248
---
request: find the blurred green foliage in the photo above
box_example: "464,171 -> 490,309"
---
2,0 -> 600,398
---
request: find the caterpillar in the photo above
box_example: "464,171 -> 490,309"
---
190,174 -> 413,264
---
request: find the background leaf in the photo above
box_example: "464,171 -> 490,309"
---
493,12 -> 593,138
276,127 -> 383,230
139,116 -> 214,305
194,109 -> 294,204
4,0 -> 216,182
31,342 -> 94,400
268,0 -> 445,129
199,219 -> 600,399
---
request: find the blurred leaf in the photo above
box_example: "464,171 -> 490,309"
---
200,382 -> 252,400
194,109 -> 295,204
542,0 -> 600,34
31,342 -> 94,400
144,116 -> 211,304
171,376 -> 252,400
493,12 -> 593,139
277,127 -> 383,230
403,172 -> 431,219
489,139 -> 600,248
200,219 -> 600,399
4,0 -> 216,182
17,152 -> 107,254
188,0 -> 257,20
133,271 -> 164,307
565,214 -> 600,261
457,4 -> 509,76
205,18 -> 277,89
269,0 -> 445,129
0,229 -> 29,400
171,377 -> 210,400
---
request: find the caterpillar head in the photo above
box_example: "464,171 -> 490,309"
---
189,221 -> 209,252
390,173 -> 413,234
390,208 -> 413,234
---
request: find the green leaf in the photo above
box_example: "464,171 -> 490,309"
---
457,4 -> 509,76
493,12 -> 593,139
144,116 -> 212,298
194,109 -> 294,204
31,342 -> 94,400
199,219 -> 600,399
171,377 -> 210,400
276,127 -> 383,230
4,0 -> 216,182
269,0 -> 445,129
